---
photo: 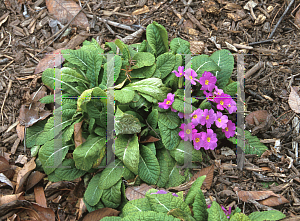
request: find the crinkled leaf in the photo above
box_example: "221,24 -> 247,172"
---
230,213 -> 251,221
102,179 -> 122,208
114,88 -> 136,103
25,119 -> 47,148
98,159 -> 125,189
115,134 -> 139,175
187,55 -> 221,77
158,122 -> 181,150
169,140 -> 202,165
208,201 -> 228,221
147,108 -> 158,129
170,38 -> 191,54
54,159 -> 86,181
122,198 -> 152,217
168,208 -> 195,221
132,52 -> 155,69
224,82 -> 237,97
156,148 -> 172,188
156,53 -> 175,79
185,175 -> 207,205
122,211 -> 181,221
138,145 -> 160,185
73,136 -> 106,171
146,21 -> 169,57
158,111 -> 180,130
210,49 -> 234,89
192,189 -> 208,221
84,173 -> 103,206
248,210 -> 286,221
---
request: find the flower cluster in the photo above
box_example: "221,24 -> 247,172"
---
158,67 -> 236,151
151,190 -> 178,197
207,204 -> 232,219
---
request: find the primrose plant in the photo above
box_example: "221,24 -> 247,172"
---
158,67 -> 237,151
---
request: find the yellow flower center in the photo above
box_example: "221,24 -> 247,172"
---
195,138 -> 200,143
186,129 -> 191,134
205,80 -> 209,85
220,101 -> 224,105
190,76 -> 193,80
207,137 -> 211,142
218,118 -> 221,122
179,73 -> 182,76
228,104 -> 231,107
225,127 -> 228,131
166,101 -> 170,105
193,115 -> 197,119
206,115 -> 209,120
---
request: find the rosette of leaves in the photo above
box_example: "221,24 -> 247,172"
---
26,21 -> 238,214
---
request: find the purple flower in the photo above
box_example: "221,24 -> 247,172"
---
170,106 -> 177,112
184,68 -> 199,85
215,111 -> 228,129
151,190 -> 178,197
222,120 -> 236,138
214,93 -> 231,111
190,109 -> 203,126
172,66 -> 185,78
202,129 -> 218,150
199,71 -> 217,91
226,99 -> 237,114
158,93 -> 175,109
221,206 -> 232,219
199,109 -> 216,128
179,123 -> 197,141
204,90 -> 214,98
193,132 -> 205,150
214,86 -> 224,96
178,112 -> 191,119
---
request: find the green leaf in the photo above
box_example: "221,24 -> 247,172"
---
146,191 -> 191,215
115,108 -> 141,135
188,55 -> 221,76
62,48 -> 88,71
132,52 -> 155,69
229,130 -> 268,157
94,127 -> 106,137
42,68 -> 81,95
185,175 -> 206,205
229,213 -> 250,221
172,99 -> 197,113
210,49 -> 234,89
130,64 -> 156,79
224,82 -> 237,97
102,179 -> 122,208
192,189 -> 208,221
61,67 -> 90,85
115,39 -> 131,60
73,136 -> 106,171
156,149 -> 172,188
83,198 -> 105,212
101,55 -> 122,86
114,88 -> 136,103
26,119 -> 47,148
199,99 -> 212,110
158,122 -> 181,150
84,173 -> 103,206
122,211 -> 181,221
147,108 -> 158,129
169,140 -> 202,165
105,42 -> 117,54
38,141 -> 72,174
146,21 -> 169,56
156,53 -> 175,79
248,210 -> 286,221
98,159 -> 125,189
39,94 -> 54,104
63,118 -> 82,143
158,111 -> 180,130
115,134 -> 139,175
170,38 -> 190,54
54,159 -> 86,181
138,145 -> 160,185
86,47 -> 104,87
168,208 -> 196,221
165,163 -> 186,189
208,201 -> 228,221
122,198 -> 152,217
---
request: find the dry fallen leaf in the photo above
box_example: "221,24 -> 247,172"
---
238,190 -> 289,206
132,5 -> 149,16
82,207 -> 120,221
191,164 -> 214,190
34,186 -> 47,207
46,0 -> 90,29
295,8 -> 300,28
15,158 -> 36,194
26,171 -> 46,192
34,48 -> 66,75
288,86 -> 300,113
125,183 -> 153,201
0,192 -> 23,207
74,121 -> 84,148
16,124 -> 25,141
245,110 -> 270,127
139,136 -> 160,143
0,173 -> 14,189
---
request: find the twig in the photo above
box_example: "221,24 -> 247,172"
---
20,0 -> 89,67
245,61 -> 265,79
103,21 -> 116,35
186,12 -> 209,35
248,39 -> 278,45
181,0 -> 193,17
268,0 -> 295,39
0,80 -> 12,126
86,14 -> 136,32
248,200 -> 274,211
